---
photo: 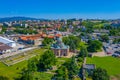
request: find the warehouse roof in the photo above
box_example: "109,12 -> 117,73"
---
0,36 -> 15,44
0,42 -> 12,51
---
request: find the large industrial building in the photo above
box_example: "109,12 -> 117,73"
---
0,42 -> 12,54
0,36 -> 16,47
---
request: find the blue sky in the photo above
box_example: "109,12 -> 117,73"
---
0,0 -> 120,19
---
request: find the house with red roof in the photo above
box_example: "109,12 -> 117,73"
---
19,35 -> 43,46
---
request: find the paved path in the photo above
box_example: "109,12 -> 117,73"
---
82,57 -> 86,80
45,72 -> 56,75
89,48 -> 107,57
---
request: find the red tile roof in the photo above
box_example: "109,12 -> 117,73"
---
20,33 -> 61,40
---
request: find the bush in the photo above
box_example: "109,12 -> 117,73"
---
77,57 -> 83,62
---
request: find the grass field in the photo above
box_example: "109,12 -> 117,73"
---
0,48 -> 72,80
0,60 -> 27,80
33,72 -> 53,80
56,57 -> 70,68
0,48 -> 48,80
0,48 -> 46,66
86,56 -> 120,76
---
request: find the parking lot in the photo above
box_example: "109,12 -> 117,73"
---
103,42 -> 120,57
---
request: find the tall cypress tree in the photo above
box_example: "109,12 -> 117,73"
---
67,56 -> 79,78
79,46 -> 88,58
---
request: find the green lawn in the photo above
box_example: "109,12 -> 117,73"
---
34,72 -> 53,80
56,57 -> 70,67
0,48 -> 46,80
86,56 -> 120,75
0,60 -> 27,80
0,62 -> 53,80
0,49 -> 71,80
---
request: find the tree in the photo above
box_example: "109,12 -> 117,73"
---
82,21 -> 94,33
92,68 -> 109,80
70,40 -> 76,51
27,60 -> 37,72
109,29 -> 119,36
55,66 -> 69,80
80,32 -> 85,36
19,60 -> 37,80
87,40 -> 102,52
104,25 -> 112,30
64,68 -> 69,80
14,28 -> 38,34
113,38 -> 120,43
100,35 -> 109,42
59,27 -> 67,32
38,50 -> 56,70
77,57 -> 83,62
79,46 -> 88,58
19,68 -> 33,80
62,37 -> 70,45
55,56 -> 79,80
62,35 -> 81,51
42,37 -> 53,46
0,26 -> 7,34
65,56 -> 79,79
0,76 -> 9,80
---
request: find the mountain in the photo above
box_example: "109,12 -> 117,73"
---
0,17 -> 47,22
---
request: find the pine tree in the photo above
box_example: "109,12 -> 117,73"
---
67,56 -> 79,78
79,46 -> 88,58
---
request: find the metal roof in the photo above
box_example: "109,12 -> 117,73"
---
0,36 -> 15,44
84,64 -> 95,70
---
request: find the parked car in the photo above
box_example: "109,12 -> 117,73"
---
18,47 -> 24,50
112,53 -> 120,57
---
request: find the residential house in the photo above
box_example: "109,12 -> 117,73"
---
19,35 -> 43,46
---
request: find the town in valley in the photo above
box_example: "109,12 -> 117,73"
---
0,0 -> 120,80
0,17 -> 120,80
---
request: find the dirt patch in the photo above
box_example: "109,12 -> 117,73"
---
110,76 -> 118,80
110,75 -> 120,80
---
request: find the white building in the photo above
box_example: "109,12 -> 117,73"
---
25,24 -> 28,28
0,36 -> 16,47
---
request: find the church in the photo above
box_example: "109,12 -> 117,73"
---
51,38 -> 69,57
